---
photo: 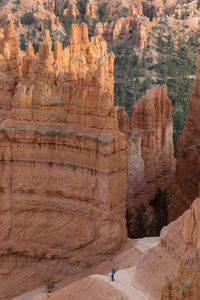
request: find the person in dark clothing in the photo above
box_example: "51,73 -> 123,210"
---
111,268 -> 116,281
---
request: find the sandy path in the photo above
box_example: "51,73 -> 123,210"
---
136,237 -> 159,252
91,267 -> 148,300
13,237 -> 160,300
89,237 -> 160,300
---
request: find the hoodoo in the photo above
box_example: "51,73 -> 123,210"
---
0,20 -> 21,122
118,86 -> 175,234
0,23 -> 127,298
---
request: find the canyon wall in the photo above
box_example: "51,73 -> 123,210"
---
160,197 -> 200,300
0,22 -> 127,298
123,86 -> 175,234
169,56 -> 200,221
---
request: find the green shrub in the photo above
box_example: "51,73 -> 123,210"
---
64,0 -> 69,9
97,3 -> 108,23
47,282 -> 55,293
21,12 -> 35,25
75,0 -> 86,15
19,34 -> 26,51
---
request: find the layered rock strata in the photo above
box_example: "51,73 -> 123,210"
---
169,56 -> 200,221
0,23 -> 127,298
124,86 -> 175,232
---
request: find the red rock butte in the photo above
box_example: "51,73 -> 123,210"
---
0,21 -> 127,298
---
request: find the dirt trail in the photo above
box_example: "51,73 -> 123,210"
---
90,237 -> 159,300
12,237 -> 160,300
92,268 -> 148,300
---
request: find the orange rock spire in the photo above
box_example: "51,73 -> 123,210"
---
0,20 -> 21,122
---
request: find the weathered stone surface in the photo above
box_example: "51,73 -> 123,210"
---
126,86 -> 175,231
161,258 -> 200,300
160,197 -> 200,300
169,56 -> 200,221
182,197 -> 200,250
0,20 -> 21,122
0,23 -> 127,298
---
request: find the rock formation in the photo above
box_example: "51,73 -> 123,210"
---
125,86 -> 175,233
161,258 -> 200,300
0,23 -> 127,298
182,196 -> 200,251
169,56 -> 200,221
0,20 -> 21,122
94,16 -> 148,47
160,197 -> 200,300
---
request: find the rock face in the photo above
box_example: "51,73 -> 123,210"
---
125,86 -> 175,232
182,196 -> 200,251
0,20 -> 21,122
169,56 -> 200,221
160,197 -> 200,300
161,259 -> 200,300
0,23 -> 127,298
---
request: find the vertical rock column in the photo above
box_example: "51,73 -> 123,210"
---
123,86 -> 175,234
0,20 -> 21,122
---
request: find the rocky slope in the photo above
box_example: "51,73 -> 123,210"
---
0,0 -> 65,48
169,55 -> 200,221
1,0 -> 200,50
0,22 -> 127,298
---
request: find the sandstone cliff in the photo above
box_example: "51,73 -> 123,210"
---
160,197 -> 200,300
124,86 -> 175,234
169,55 -> 200,221
0,23 -> 127,298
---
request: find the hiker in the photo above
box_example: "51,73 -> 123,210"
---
111,268 -> 116,281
